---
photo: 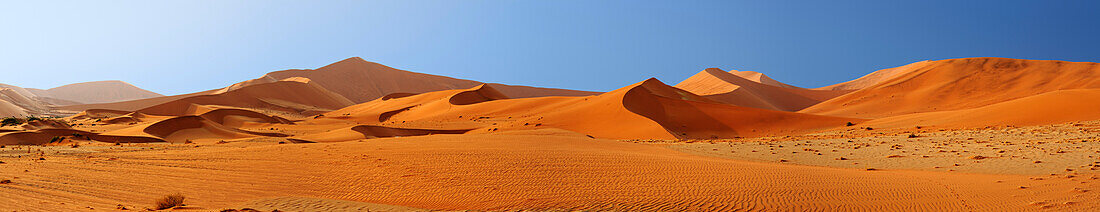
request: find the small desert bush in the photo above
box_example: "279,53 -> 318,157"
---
26,116 -> 41,122
155,193 -> 186,210
0,117 -> 23,126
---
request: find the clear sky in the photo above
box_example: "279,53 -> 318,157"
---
2,0 -> 1098,95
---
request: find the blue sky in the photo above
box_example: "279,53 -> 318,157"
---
1,0 -> 1098,95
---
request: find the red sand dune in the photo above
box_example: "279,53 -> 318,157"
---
674,68 -> 849,111
802,58 -> 1100,118
138,80 -> 354,116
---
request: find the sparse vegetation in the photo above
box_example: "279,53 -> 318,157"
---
154,193 -> 186,210
1,117 -> 24,126
26,116 -> 41,122
846,122 -> 856,126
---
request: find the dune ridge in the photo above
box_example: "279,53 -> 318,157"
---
803,57 -> 1100,118
675,68 -> 849,111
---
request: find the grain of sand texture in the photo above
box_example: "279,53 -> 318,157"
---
2,132 -> 1097,211
3,57 -> 1100,211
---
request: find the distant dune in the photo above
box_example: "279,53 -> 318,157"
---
31,80 -> 163,104
138,79 -> 354,116
224,57 -> 598,103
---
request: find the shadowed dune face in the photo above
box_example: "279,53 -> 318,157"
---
142,115 -> 289,143
803,58 -> 1100,118
0,128 -> 163,145
448,84 -> 510,105
351,125 -> 470,138
318,79 -> 858,140
198,108 -> 292,127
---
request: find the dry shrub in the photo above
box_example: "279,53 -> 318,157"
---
155,193 -> 186,210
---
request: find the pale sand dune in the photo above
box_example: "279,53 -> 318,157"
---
0,133 -> 1095,211
34,80 -> 163,104
803,58 -> 1100,118
55,90 -> 217,112
0,99 -> 27,118
675,68 -> 849,111
223,57 -> 597,104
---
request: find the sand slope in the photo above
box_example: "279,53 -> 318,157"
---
675,68 -> 849,111
31,80 -> 163,104
729,69 -> 798,88
803,58 -> 1100,118
138,80 -> 354,116
54,90 -> 217,112
867,88 -> 1100,128
816,60 -> 934,91
1,134 -> 1095,211
224,57 -> 596,103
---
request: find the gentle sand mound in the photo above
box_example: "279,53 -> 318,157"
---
802,58 -> 1100,118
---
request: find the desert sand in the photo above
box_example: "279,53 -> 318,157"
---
1,57 -> 1099,211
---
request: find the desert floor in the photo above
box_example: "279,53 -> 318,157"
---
1,126 -> 1098,211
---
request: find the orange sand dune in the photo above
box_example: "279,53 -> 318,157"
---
803,58 -> 1100,118
674,68 -> 850,111
135,115 -> 287,143
223,57 -> 597,103
197,108 -> 292,127
19,119 -> 71,130
323,80 -> 857,140
867,88 -> 1100,128
70,109 -> 131,120
3,133 -> 1095,211
0,128 -> 163,145
815,60 -> 934,91
138,80 -> 354,116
